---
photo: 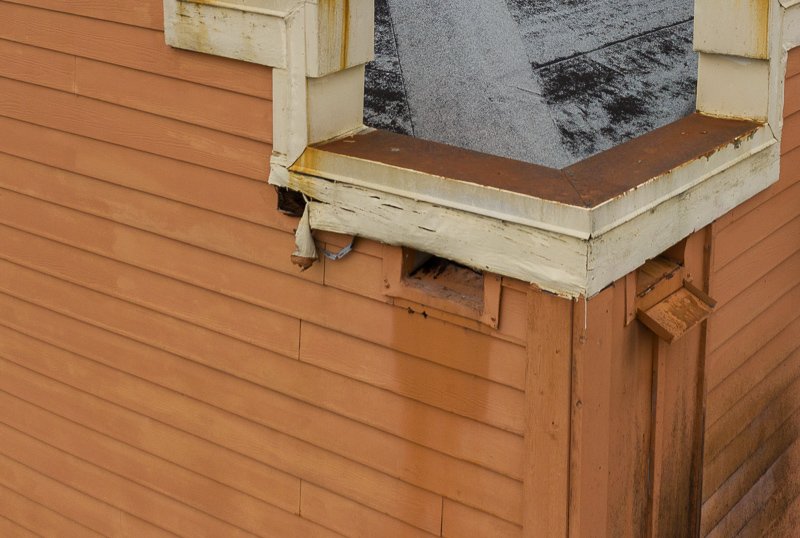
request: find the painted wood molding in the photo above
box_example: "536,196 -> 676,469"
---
287,138 -> 779,298
164,0 -> 373,74
164,0 -> 794,298
163,0 -> 374,177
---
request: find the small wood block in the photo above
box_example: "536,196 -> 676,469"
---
637,284 -> 715,343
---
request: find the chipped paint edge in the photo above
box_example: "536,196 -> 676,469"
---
163,0 -> 795,298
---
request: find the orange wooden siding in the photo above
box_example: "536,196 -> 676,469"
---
700,47 -> 800,537
0,1 -> 528,536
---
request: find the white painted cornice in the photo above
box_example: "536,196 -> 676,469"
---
164,0 -> 796,298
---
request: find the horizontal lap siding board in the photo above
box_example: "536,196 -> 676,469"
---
0,2 -> 528,536
701,47 -> 800,536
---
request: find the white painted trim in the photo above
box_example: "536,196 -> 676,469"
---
785,3 -> 800,48
586,143 -> 780,296
696,54 -> 771,121
164,0 -> 794,298
288,138 -> 780,298
694,0 -> 770,59
287,124 -> 774,241
289,175 -> 589,297
163,0 -> 374,177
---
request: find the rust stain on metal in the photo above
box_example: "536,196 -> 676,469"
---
320,0 -> 350,71
753,0 -> 770,58
311,114 -> 761,208
341,0 -> 350,70
313,129 -> 585,206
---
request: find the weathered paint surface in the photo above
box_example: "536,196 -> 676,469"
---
290,116 -> 777,297
695,0 -> 770,59
364,0 -> 696,167
700,44 -> 800,537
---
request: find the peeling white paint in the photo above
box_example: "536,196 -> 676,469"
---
164,0 -> 795,298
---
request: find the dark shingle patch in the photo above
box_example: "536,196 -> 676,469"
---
364,0 -> 414,135
364,68 -> 414,135
538,21 -> 696,160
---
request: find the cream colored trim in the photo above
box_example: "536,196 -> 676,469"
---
694,0 -> 770,59
288,137 -> 779,298
163,0 -> 373,177
696,54 -> 770,121
286,124 -> 775,241
164,0 -> 793,298
785,3 -> 800,48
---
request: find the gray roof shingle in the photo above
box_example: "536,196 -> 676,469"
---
363,0 -> 697,168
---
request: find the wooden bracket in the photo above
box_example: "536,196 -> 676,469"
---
637,280 -> 716,343
630,256 -> 717,343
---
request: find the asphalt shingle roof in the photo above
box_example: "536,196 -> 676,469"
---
363,0 -> 697,168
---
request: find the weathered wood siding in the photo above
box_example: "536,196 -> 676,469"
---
0,1 -> 528,536
700,47 -> 800,537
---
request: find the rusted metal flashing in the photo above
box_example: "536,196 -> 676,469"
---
311,114 -> 760,209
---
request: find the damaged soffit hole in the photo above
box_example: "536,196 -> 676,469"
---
363,0 -> 698,169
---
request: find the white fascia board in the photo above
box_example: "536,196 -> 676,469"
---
586,142 -> 780,296
287,173 -> 589,297
287,144 -> 593,238
289,134 -> 780,298
288,124 -> 774,241
163,0 -> 298,67
588,124 -> 775,236
694,0 -> 770,59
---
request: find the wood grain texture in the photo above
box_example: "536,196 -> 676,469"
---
708,249 -> 800,352
0,516 -> 39,538
0,452 -> 171,537
0,422 -> 259,538
702,404 -> 800,535
442,500 -> 523,538
713,145 -> 800,233
0,1 -> 272,98
0,273 -> 521,527
0,78 -> 271,179
569,288 -> 615,538
0,349 -> 445,534
0,117 -> 295,230
523,289 -> 572,538
0,392 -> 339,538
707,314 -> 800,427
0,223 -> 301,357
0,38 -> 74,92
713,181 -> 800,271
300,483 -> 438,538
707,438 -> 800,538
301,323 -> 526,435
0,484 -> 103,538
0,185 -> 524,389
74,57 -> 273,142
3,0 -> 164,29
0,281 -> 521,485
0,325 -> 301,512
0,155 -> 311,280
701,72 -> 800,534
707,284 -> 800,392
